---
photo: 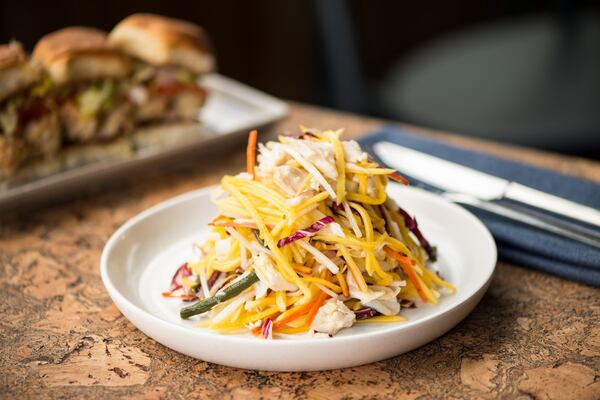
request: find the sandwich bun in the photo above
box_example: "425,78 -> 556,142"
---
109,13 -> 215,74
33,27 -> 131,84
0,42 -> 42,102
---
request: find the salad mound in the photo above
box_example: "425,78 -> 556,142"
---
163,127 -> 455,338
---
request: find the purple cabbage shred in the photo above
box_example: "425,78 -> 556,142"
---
277,216 -> 334,247
397,207 -> 437,262
354,307 -> 378,320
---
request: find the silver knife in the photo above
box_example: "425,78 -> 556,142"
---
374,142 -> 600,246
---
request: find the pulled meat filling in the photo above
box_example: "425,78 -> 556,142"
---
0,78 -> 60,173
127,64 -> 207,123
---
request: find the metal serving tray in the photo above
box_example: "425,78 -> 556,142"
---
0,74 -> 288,212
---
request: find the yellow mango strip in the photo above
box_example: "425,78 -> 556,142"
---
332,138 -> 346,202
292,262 -> 313,275
246,294 -> 301,312
422,268 -> 456,293
345,165 -> 396,175
358,174 -> 368,195
384,236 -> 414,259
346,176 -> 386,205
246,296 -> 276,310
348,202 -> 374,274
230,304 -> 244,323
355,315 -> 406,324
241,306 -> 280,325
336,272 -> 349,297
295,191 -> 329,213
301,277 -> 342,293
295,172 -> 314,195
338,243 -> 368,292
276,326 -> 310,335
313,234 -> 375,250
364,204 -> 385,230
290,245 -> 305,265
399,281 -> 418,300
231,177 -> 287,210
222,177 -> 309,297
350,202 -> 393,283
284,315 -> 308,329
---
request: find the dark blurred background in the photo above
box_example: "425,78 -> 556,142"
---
2,0 -> 599,157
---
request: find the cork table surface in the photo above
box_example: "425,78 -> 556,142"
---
1,102 -> 599,399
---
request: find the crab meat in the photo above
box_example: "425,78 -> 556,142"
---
310,299 -> 356,335
214,237 -> 232,260
252,253 -> 297,291
257,142 -> 288,171
342,140 -> 369,163
287,138 -> 338,180
273,165 -> 306,197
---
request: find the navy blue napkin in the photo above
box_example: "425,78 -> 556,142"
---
358,125 -> 600,287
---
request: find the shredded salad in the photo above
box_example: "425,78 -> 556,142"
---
163,127 -> 455,338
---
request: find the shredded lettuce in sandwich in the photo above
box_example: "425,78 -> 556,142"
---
29,75 -> 54,99
0,101 -> 18,135
77,80 -> 119,117
176,69 -> 198,85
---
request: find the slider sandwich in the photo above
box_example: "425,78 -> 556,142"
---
0,42 -> 60,176
33,27 -> 134,143
109,13 -> 215,124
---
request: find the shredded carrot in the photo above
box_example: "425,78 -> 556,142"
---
388,171 -> 409,185
246,130 -> 258,179
161,292 -> 197,300
384,246 -> 428,302
306,292 -> 328,326
273,301 -> 314,329
291,263 -> 313,275
208,215 -> 274,230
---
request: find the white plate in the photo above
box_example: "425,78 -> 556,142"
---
100,184 -> 496,371
0,74 -> 288,211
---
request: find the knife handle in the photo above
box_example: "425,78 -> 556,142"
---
505,182 -> 600,229
444,192 -> 600,250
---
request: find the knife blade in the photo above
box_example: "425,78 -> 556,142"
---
373,141 -> 600,228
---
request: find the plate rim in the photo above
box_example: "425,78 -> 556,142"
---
100,184 -> 497,348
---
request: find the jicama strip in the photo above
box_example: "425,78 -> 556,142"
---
342,200 -> 362,238
296,240 -> 339,274
345,163 -> 396,175
338,244 -> 368,292
281,144 -> 337,200
276,291 -> 287,312
315,283 -> 338,298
